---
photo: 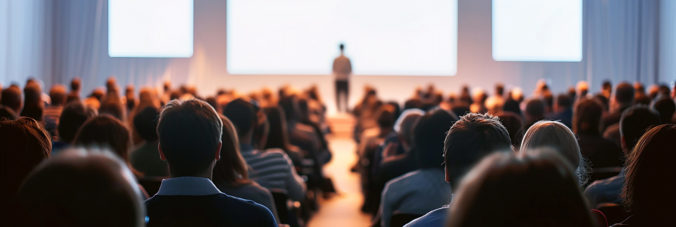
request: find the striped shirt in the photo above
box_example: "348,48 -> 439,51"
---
240,144 -> 306,201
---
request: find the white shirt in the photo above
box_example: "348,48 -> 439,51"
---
333,54 -> 352,80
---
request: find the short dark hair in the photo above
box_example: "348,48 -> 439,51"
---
651,97 -> 675,124
615,82 -> 635,105
70,77 -> 81,91
444,113 -> 511,188
1,86 -> 22,112
20,84 -> 43,121
18,150 -> 145,227
497,111 -> 524,148
157,99 -> 223,176
602,80 -> 613,90
58,102 -> 95,143
133,106 -> 160,142
525,98 -> 546,119
99,95 -> 125,121
413,109 -> 458,169
556,93 -> 573,109
223,98 -> 256,138
573,98 -> 603,134
495,84 -> 505,96
339,43 -> 344,50
619,106 -> 660,152
74,115 -> 131,162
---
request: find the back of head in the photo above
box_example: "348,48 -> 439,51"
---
17,149 -> 145,227
556,93 -> 573,110
50,84 -> 68,106
133,106 -> 160,142
99,95 -> 125,121
602,80 -> 613,93
58,101 -> 95,143
1,85 -> 22,112
619,106 -> 660,152
21,84 -> 43,121
525,98 -> 545,120
444,113 -> 511,187
623,124 -> 676,223
70,77 -> 81,91
413,109 -> 457,169
448,149 -> 594,227
495,83 -> 505,96
394,109 -> 424,146
376,104 -> 396,130
223,98 -> 256,139
496,111 -> 523,148
573,98 -> 603,134
74,115 -> 131,162
0,117 -> 51,198
615,82 -> 635,106
520,121 -> 582,172
158,99 -> 223,177
263,106 -> 289,149
651,97 -> 675,124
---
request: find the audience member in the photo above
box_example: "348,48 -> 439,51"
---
130,106 -> 169,177
380,109 -> 458,227
573,98 -> 623,168
496,111 -> 523,149
547,93 -> 573,128
0,105 -> 17,120
520,121 -> 587,184
66,77 -> 81,103
55,101 -> 96,151
616,124 -> 676,226
212,115 -> 279,221
651,97 -> 675,124
0,117 -> 51,216
147,99 -> 276,226
263,106 -> 305,166
405,113 -> 511,227
524,98 -> 546,130
447,149 -> 595,227
602,82 -> 635,131
585,106 -> 660,208
20,84 -> 44,121
44,84 -> 67,136
16,149 -> 145,227
1,85 -> 22,114
224,98 -> 306,201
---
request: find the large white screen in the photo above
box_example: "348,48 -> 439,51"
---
108,0 -> 193,57
492,0 -> 582,62
227,0 -> 457,75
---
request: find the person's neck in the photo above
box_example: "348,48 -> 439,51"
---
170,167 -> 214,179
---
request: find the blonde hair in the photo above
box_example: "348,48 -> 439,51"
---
520,120 -> 587,184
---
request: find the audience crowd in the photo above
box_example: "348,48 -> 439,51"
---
1,77 -> 675,227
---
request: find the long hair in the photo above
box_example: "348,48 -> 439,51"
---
623,124 -> 676,224
212,116 -> 251,186
263,106 -> 291,151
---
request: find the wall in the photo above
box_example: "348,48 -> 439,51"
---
660,0 -> 676,85
2,0 -> 665,114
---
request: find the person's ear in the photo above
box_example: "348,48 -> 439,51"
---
215,142 -> 222,161
158,144 -> 167,161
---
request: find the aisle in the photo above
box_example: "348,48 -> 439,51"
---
307,114 -> 372,227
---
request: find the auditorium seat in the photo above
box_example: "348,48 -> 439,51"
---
390,213 -> 423,227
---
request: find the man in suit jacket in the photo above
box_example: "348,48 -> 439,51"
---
146,99 -> 276,227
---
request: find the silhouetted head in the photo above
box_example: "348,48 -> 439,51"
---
157,99 -> 223,177
133,106 -> 160,142
1,85 -> 22,113
339,43 -> 344,52
58,101 -> 96,143
651,97 -> 675,124
573,98 -> 603,135
74,115 -> 131,162
0,117 -> 51,199
448,149 -> 594,227
223,98 -> 256,142
413,109 -> 457,169
17,149 -> 145,227
614,82 -> 635,107
21,84 -> 43,121
213,116 -> 250,186
619,106 -> 660,153
444,113 -> 511,188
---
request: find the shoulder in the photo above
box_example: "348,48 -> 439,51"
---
218,194 -> 277,226
384,170 -> 422,193
404,206 -> 449,227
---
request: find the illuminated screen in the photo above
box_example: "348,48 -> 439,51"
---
108,0 -> 193,57
492,0 -> 582,62
227,0 -> 457,75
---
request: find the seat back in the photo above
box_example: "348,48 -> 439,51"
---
137,176 -> 164,196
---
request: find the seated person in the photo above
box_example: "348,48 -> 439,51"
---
379,109 -> 458,227
520,120 -> 587,185
574,98 -> 623,168
585,106 -> 660,208
146,99 -> 276,227
405,113 -> 511,227
16,149 -> 146,227
131,106 -> 169,177
224,99 -> 306,201
447,149 -> 594,227
54,101 -> 96,152
213,116 -> 279,221
1,117 -> 51,219
44,84 -> 68,137
615,124 -> 676,226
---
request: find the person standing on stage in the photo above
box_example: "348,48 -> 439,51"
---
333,43 -> 352,113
